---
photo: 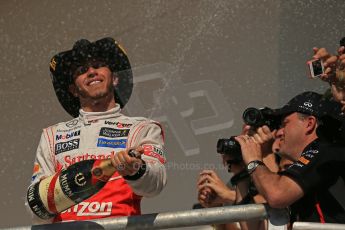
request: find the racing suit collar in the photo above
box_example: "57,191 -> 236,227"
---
79,103 -> 122,125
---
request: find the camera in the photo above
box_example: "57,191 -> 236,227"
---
217,136 -> 242,160
217,107 -> 280,158
242,107 -> 280,130
307,59 -> 324,79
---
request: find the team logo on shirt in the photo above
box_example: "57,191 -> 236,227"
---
66,119 -> 79,128
298,149 -> 318,166
99,128 -> 129,138
56,130 -> 81,141
143,144 -> 166,164
33,163 -> 40,174
62,201 -> 112,216
298,156 -> 310,165
63,151 -> 116,167
293,162 -> 304,168
57,125 -> 81,132
31,163 -> 41,182
104,120 -> 132,128
97,138 -> 127,148
55,139 -> 80,155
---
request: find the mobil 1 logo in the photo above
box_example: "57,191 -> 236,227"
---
55,139 -> 80,155
56,130 -> 81,141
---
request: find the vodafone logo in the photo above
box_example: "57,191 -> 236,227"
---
104,120 -> 132,128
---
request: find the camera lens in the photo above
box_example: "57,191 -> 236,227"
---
242,107 -> 280,130
216,137 -> 242,160
242,107 -> 264,126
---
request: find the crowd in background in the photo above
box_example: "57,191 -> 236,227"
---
197,38 -> 345,230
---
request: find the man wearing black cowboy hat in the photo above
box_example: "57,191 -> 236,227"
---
235,91 -> 345,223
27,38 -> 167,223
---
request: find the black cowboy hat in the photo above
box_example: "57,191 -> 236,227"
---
49,37 -> 133,117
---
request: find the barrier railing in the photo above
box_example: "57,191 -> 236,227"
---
1,204 -> 289,230
292,222 -> 345,230
2,204 -> 345,230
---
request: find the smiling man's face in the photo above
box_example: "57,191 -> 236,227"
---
70,63 -> 116,101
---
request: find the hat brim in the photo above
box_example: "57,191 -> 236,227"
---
50,37 -> 133,118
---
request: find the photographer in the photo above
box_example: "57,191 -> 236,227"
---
197,125 -> 279,230
235,91 -> 345,223
311,37 -> 345,111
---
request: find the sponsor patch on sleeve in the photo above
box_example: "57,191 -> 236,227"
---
31,163 -> 41,182
33,163 -> 40,174
298,156 -> 310,165
297,149 -> 317,166
142,144 -> 166,164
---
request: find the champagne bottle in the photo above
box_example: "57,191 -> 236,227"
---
27,158 -> 116,219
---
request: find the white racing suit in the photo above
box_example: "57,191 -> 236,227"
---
28,104 -> 167,223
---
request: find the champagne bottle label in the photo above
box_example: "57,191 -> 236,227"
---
27,159 -> 111,219
60,160 -> 107,203
27,181 -> 55,219
27,172 -> 77,218
52,174 -> 76,213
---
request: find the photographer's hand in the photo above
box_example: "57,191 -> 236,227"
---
241,124 -> 251,135
337,46 -> 345,69
312,47 -> 338,82
197,171 -> 217,208
252,125 -> 276,155
312,47 -> 345,111
197,170 -> 235,207
234,135 -> 262,165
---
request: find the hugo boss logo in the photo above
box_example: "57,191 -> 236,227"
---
55,139 -> 80,155
75,173 -> 87,186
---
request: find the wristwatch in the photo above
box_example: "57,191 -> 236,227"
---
246,160 -> 265,175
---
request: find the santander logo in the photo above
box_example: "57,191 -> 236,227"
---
63,151 -> 116,167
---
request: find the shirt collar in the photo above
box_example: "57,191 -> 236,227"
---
79,103 -> 122,125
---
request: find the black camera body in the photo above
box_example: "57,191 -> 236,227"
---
217,107 -> 280,158
242,107 -> 280,130
216,136 -> 242,160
